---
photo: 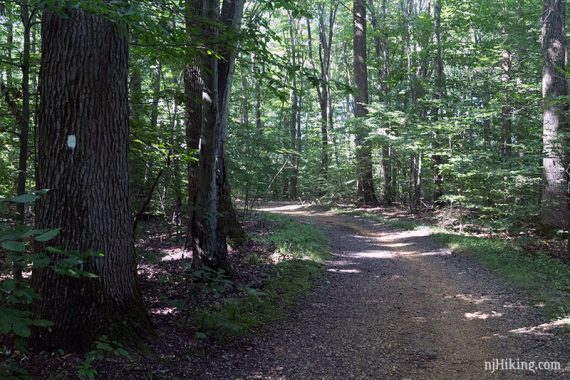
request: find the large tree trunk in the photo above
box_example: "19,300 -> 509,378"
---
540,0 -> 568,231
353,0 -> 379,206
32,8 -> 151,352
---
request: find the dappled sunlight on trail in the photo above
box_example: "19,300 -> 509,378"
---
193,204 -> 570,379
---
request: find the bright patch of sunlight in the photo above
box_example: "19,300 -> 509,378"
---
258,204 -> 306,212
160,248 -> 189,262
446,294 -> 494,305
354,250 -> 396,259
510,317 -> 570,336
464,311 -> 503,320
414,250 -> 451,257
327,268 -> 361,273
151,307 -> 177,315
382,242 -> 412,248
377,227 -> 433,241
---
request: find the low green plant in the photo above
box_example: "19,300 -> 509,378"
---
0,192 -> 102,379
193,213 -> 330,341
76,335 -> 131,380
254,213 -> 330,262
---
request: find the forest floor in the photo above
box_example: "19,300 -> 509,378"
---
22,203 -> 570,379
187,203 -> 570,379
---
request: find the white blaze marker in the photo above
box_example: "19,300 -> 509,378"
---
67,135 -> 77,150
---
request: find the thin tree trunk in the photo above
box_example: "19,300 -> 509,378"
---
353,0 -> 379,206
370,0 -> 393,204
191,0 -> 245,271
288,13 -> 299,199
12,2 -> 32,281
312,4 -> 338,187
540,0 -> 568,231
432,0 -> 445,205
5,0 -> 13,85
254,59 -> 264,133
150,61 -> 161,130
184,0 -> 204,249
218,0 -> 246,248
501,49 -> 513,157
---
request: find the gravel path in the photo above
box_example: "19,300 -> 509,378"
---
189,205 -> 570,379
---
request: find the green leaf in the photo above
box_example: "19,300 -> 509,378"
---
0,320 -> 11,334
35,229 -> 60,242
21,229 -> 50,238
30,253 -> 51,268
8,194 -> 39,203
1,279 -> 16,293
46,246 -> 64,254
1,241 -> 26,252
30,319 -> 54,328
13,323 -> 31,337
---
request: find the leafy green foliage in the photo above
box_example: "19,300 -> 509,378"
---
193,213 -> 330,341
0,194 -> 101,378
76,335 -> 132,380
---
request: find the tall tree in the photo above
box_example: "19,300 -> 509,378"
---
431,0 -> 445,204
370,0 -> 393,204
191,0 -> 245,271
353,0 -> 379,206
540,0 -> 568,231
32,7 -> 151,351
309,2 -> 338,188
287,12 -> 300,199
185,0 -> 204,249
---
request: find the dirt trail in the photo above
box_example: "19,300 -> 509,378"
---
190,205 -> 570,379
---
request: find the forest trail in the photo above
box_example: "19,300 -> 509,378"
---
191,204 -> 570,379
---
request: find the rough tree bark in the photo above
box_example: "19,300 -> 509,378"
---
314,4 -> 338,187
184,0 -> 204,249
191,0 -> 245,271
287,12 -> 300,199
32,8 -> 151,352
501,49 -> 513,157
432,0 -> 445,205
218,0 -> 246,248
370,0 -> 393,204
540,0 -> 568,231
353,0 -> 379,206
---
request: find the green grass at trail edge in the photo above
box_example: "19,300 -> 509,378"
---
337,208 -> 570,321
193,213 -> 330,341
433,233 -> 570,320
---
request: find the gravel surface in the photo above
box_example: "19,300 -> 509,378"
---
188,205 -> 570,379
